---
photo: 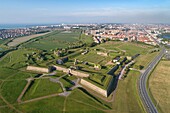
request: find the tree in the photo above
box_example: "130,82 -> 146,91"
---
101,39 -> 105,43
106,38 -> 111,41
139,65 -> 144,70
89,42 -> 97,47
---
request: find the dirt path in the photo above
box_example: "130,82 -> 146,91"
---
63,96 -> 68,112
17,78 -> 33,103
21,93 -> 59,104
0,94 -> 23,113
0,79 -> 23,113
8,32 -> 50,47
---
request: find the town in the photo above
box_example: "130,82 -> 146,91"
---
1,24 -> 170,46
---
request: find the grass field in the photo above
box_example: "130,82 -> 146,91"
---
0,39 -> 8,45
94,41 -> 159,70
7,32 -> 50,47
17,96 -> 65,113
65,89 -> 107,113
0,97 -> 6,106
0,70 -> 145,113
76,51 -> 109,64
0,40 -> 154,113
94,41 -> 154,56
0,49 -> 34,69
0,68 -> 18,79
60,75 -> 77,89
134,52 -> 159,69
80,34 -> 94,45
0,106 -> 17,113
111,70 -> 144,113
149,60 -> 170,113
24,30 -> 82,51
1,80 -> 27,103
0,67 -> 34,80
23,79 -> 63,100
17,88 -> 108,113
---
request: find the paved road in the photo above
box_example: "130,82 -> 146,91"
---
119,60 -> 134,80
139,48 -> 165,113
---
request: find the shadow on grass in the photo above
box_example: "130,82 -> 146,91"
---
78,87 -> 112,109
107,75 -> 119,97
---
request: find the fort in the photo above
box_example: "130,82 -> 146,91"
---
80,79 -> 107,97
53,65 -> 90,78
53,65 -> 116,97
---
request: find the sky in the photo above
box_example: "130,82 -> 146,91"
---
0,0 -> 170,24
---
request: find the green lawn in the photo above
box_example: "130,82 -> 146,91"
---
0,73 -> 145,113
0,106 -> 18,113
16,96 -> 65,113
0,68 -> 18,80
1,80 -> 27,103
0,49 -> 34,69
14,87 -> 109,113
80,34 -> 94,45
23,79 -> 63,100
65,89 -> 108,113
65,99 -> 105,113
69,88 -> 109,110
8,71 -> 34,80
24,30 -> 82,51
76,51 -> 110,64
134,52 -> 159,69
111,71 -> 144,113
60,75 -> 77,89
60,78 -> 74,89
94,41 -> 154,56
50,71 -> 66,78
0,97 -> 6,106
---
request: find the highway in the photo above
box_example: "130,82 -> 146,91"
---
139,48 -> 166,113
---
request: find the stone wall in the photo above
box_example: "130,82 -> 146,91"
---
71,70 -> 89,77
53,65 -> 116,97
53,65 -> 69,73
80,79 -> 107,97
53,65 -> 89,78
27,66 -> 49,73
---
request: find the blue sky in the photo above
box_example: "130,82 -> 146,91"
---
0,0 -> 170,24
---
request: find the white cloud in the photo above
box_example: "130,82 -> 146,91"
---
66,7 -> 170,18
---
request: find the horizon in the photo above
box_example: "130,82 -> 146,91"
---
0,0 -> 170,24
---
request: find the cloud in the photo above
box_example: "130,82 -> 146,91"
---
68,7 -> 170,17
0,5 -> 170,24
